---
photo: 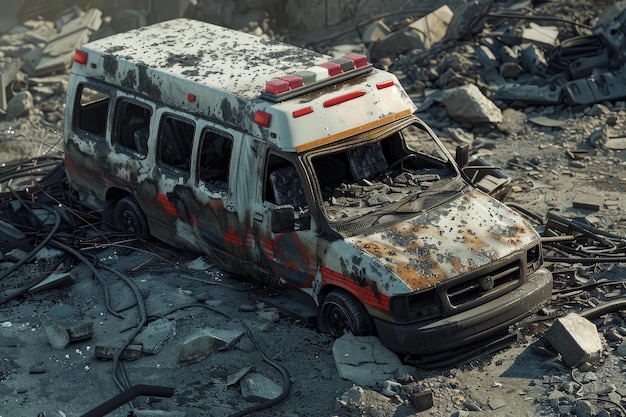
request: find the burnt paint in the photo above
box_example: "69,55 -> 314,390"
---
136,64 -> 162,101
102,55 -> 119,80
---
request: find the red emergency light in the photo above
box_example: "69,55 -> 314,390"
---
74,50 -> 88,65
254,110 -> 272,128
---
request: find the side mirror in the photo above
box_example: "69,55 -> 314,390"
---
271,205 -> 295,233
455,143 -> 469,168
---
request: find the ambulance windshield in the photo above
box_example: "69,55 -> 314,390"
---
311,120 -> 464,229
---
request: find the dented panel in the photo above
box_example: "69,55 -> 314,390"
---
346,189 -> 538,292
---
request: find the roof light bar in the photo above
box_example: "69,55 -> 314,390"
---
260,53 -> 373,103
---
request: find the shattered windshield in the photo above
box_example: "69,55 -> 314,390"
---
310,119 -> 463,230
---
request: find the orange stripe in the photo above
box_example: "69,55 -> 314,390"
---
295,109 -> 412,152
156,193 -> 178,216
321,266 -> 389,310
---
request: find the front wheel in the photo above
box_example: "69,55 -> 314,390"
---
114,196 -> 149,238
319,288 -> 374,337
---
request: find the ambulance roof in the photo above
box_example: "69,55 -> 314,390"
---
78,18 -> 329,100
73,19 -> 417,152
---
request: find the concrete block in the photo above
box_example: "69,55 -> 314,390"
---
332,332 -> 403,387
134,318 -> 176,355
544,313 -> 603,367
240,372 -> 282,402
409,390 -> 434,411
177,327 -> 244,365
442,84 -> 502,124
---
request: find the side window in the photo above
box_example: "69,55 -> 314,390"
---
198,128 -> 233,187
264,154 -> 307,210
114,100 -> 151,155
158,115 -> 195,172
75,85 -> 109,137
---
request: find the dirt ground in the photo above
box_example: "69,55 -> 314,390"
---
1,1 -> 626,417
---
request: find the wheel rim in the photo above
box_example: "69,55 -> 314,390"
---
323,302 -> 351,336
119,209 -> 137,233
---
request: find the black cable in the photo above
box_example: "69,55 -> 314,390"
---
227,320 -> 292,417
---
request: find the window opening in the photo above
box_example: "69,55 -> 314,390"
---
75,85 -> 109,137
198,130 -> 233,183
158,115 -> 195,171
114,100 -> 152,154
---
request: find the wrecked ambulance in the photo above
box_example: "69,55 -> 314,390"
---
63,18 -> 552,358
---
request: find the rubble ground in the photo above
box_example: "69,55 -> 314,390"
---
1,1 -> 626,417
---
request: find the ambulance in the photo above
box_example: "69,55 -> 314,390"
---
64,18 -> 552,360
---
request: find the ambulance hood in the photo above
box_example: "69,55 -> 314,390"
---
344,188 -> 539,292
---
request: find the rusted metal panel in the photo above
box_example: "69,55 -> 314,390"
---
346,189 -> 538,292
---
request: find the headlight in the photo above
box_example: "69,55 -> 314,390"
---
389,288 -> 441,322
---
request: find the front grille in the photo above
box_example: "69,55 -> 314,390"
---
445,260 -> 522,309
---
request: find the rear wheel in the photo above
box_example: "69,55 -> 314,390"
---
114,196 -> 149,238
319,288 -> 374,337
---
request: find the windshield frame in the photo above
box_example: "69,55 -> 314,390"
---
301,115 -> 465,234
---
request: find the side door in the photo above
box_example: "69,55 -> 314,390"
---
253,150 -> 319,288
150,112 -> 196,241
183,126 -> 252,272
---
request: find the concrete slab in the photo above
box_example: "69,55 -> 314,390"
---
240,372 -> 282,402
134,318 -> 176,355
332,332 -> 403,387
177,327 -> 244,365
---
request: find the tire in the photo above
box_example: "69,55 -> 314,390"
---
319,288 -> 374,337
114,196 -> 149,238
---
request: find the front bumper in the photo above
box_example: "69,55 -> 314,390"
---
374,268 -> 552,355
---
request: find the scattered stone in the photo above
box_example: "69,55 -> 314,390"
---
570,399 -> 594,417
442,84 -> 503,124
569,160 -> 586,169
6,90 -> 33,117
66,321 -> 93,342
332,332 -> 403,387
257,308 -> 280,323
240,372 -> 282,402
239,304 -> 256,312
572,196 -> 602,211
94,345 -> 143,361
134,318 -> 176,355
498,108 -> 527,135
186,256 -> 213,271
4,248 -> 28,263
380,380 -> 402,397
39,315 -> 70,350
544,313 -> 604,367
226,365 -> 253,387
29,272 -> 74,293
177,327 -> 244,365
409,390 -> 434,411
